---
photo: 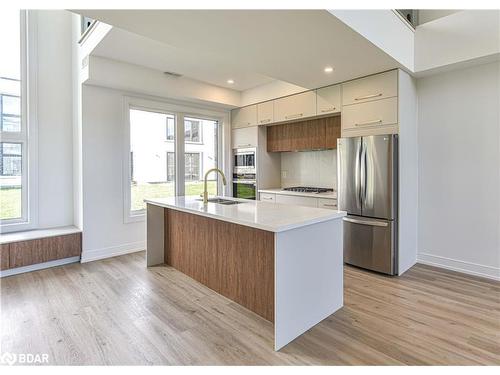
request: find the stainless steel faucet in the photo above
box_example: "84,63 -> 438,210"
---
203,168 -> 227,204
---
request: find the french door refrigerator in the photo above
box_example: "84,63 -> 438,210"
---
337,134 -> 398,275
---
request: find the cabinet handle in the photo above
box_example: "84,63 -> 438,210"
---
260,119 -> 271,124
261,197 -> 274,200
355,119 -> 382,127
237,143 -> 252,147
320,107 -> 336,113
354,93 -> 382,101
285,113 -> 303,120
321,204 -> 336,207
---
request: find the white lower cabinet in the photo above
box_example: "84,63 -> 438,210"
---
259,192 -> 337,209
275,195 -> 318,208
317,198 -> 338,210
259,192 -> 276,202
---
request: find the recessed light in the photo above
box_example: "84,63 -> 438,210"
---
324,66 -> 334,73
227,79 -> 234,84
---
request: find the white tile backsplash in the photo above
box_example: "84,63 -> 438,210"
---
280,150 -> 337,189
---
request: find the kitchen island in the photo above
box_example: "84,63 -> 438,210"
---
145,196 -> 346,350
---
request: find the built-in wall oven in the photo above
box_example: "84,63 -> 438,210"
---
233,148 -> 257,200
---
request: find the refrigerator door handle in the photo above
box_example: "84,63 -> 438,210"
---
343,217 -> 388,227
360,140 -> 367,207
354,140 -> 362,209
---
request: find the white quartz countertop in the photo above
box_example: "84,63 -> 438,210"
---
145,196 -> 346,233
258,188 -> 337,199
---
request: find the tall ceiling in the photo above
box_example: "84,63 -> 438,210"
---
76,10 -> 403,91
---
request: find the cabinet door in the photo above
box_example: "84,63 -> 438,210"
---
274,91 -> 316,123
316,85 -> 341,115
342,70 -> 397,106
232,105 -> 257,129
325,116 -> 341,149
0,243 -> 9,270
232,126 -> 258,149
259,193 -> 276,203
267,124 -> 284,152
342,97 -> 398,132
318,198 -> 337,210
275,194 -> 318,208
257,101 -> 274,125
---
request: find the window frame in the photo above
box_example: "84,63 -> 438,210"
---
123,96 -> 228,223
0,11 -> 38,233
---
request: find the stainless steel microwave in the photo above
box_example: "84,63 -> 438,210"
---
233,147 -> 256,174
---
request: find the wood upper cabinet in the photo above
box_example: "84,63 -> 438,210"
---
316,85 -> 341,115
257,101 -> 274,125
267,116 -> 340,152
342,70 -> 397,106
325,116 -> 341,149
232,105 -> 257,129
274,91 -> 316,123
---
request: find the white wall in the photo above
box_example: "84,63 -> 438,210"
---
81,85 -> 146,261
417,61 -> 500,280
240,80 -> 308,107
329,9 -> 414,71
415,10 -> 500,74
280,150 -> 337,189
418,10 -> 460,25
35,10 -> 74,228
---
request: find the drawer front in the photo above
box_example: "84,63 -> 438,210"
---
342,70 -> 397,106
274,91 -> 316,123
318,198 -> 337,210
316,85 -> 341,115
259,193 -> 276,203
342,97 -> 398,131
257,101 -> 274,125
232,126 -> 258,149
232,105 -> 257,129
275,194 -> 318,208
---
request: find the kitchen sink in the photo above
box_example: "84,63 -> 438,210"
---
197,198 -> 245,205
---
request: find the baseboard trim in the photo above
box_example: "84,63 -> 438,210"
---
0,256 -> 81,278
418,253 -> 500,281
81,241 -> 145,263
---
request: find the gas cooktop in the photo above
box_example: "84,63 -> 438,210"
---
283,187 -> 334,194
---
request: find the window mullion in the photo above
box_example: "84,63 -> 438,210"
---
175,113 -> 185,197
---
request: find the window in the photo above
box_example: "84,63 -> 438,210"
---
129,109 -> 175,212
125,98 -> 225,220
184,119 -> 201,143
0,10 -> 29,225
166,116 -> 175,141
184,153 -> 201,181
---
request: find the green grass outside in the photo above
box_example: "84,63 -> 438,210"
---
0,182 -> 218,219
0,187 -> 22,220
131,181 -> 217,211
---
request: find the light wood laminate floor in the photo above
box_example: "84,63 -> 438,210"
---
1,252 -> 499,365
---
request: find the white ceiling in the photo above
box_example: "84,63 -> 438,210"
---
77,10 -> 403,91
92,27 -> 275,91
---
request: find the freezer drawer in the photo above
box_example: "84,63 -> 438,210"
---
343,215 -> 397,275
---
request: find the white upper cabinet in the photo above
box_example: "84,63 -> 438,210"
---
342,70 -> 398,106
257,101 -> 274,125
231,126 -> 258,149
316,85 -> 341,115
274,91 -> 316,123
342,97 -> 398,133
232,105 -> 257,129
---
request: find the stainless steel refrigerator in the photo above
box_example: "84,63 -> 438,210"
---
337,134 -> 398,275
